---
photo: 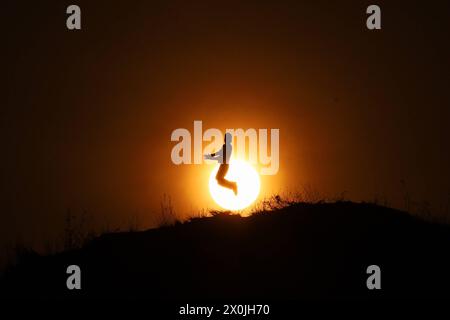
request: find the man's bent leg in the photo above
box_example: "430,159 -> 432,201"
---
216,164 -> 237,195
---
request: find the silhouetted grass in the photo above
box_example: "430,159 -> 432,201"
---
1,186 -> 447,279
3,199 -> 450,299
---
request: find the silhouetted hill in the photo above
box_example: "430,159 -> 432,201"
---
2,201 -> 450,299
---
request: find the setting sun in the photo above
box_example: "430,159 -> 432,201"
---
209,160 -> 260,211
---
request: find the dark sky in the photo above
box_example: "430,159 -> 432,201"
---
2,0 -> 450,252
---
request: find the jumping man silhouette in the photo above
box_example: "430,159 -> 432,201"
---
204,132 -> 238,195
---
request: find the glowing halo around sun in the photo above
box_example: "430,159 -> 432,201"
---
208,160 -> 261,211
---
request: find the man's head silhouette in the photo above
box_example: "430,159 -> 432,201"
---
224,132 -> 232,144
